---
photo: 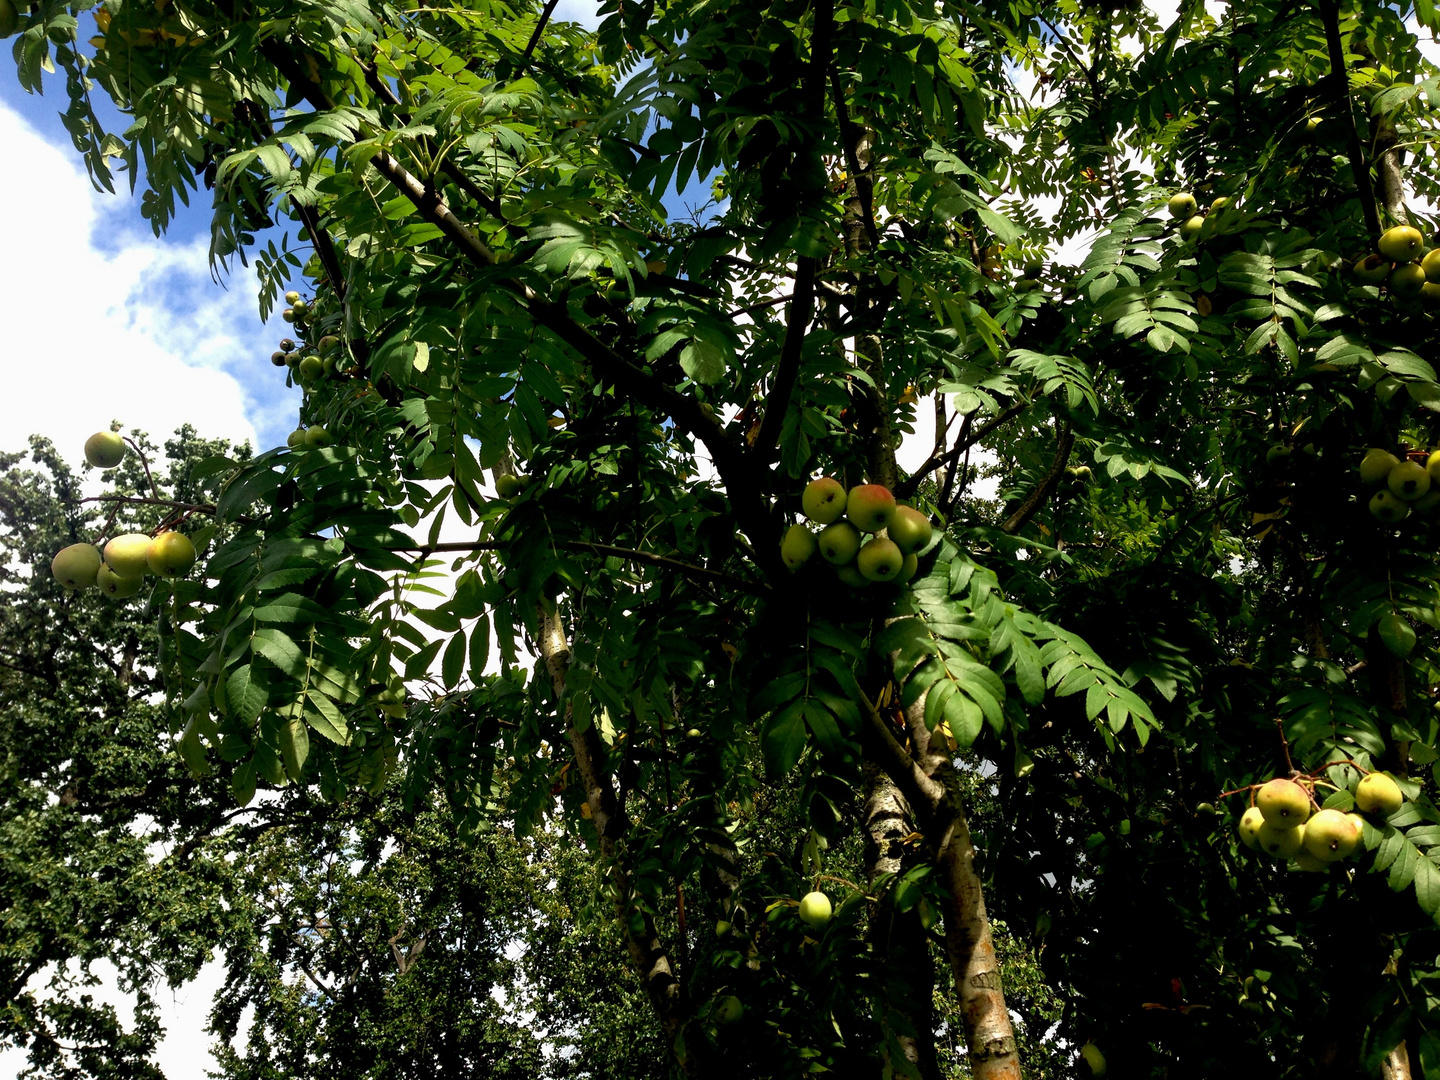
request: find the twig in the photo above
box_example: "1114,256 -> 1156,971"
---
752,257 -> 818,458
896,403 -> 1026,499
1001,423 -> 1073,535
515,0 -> 561,76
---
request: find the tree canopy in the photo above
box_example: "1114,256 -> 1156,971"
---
10,0 -> 1440,1074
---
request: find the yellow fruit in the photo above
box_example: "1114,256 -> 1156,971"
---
1080,1041 -> 1108,1077
1302,808 -> 1360,861
846,484 -> 896,532
1391,263 -> 1427,297
887,506 -> 933,554
1238,806 -> 1265,849
96,563 -> 142,599
1360,448 -> 1401,485
1379,225 -> 1425,262
1423,248 -> 1440,283
1179,215 -> 1204,242
1167,193 -> 1197,218
856,537 -> 904,582
1258,822 -> 1305,859
817,522 -> 862,565
798,891 -> 832,927
1388,460 -> 1431,500
1369,490 -> 1410,524
51,543 -> 102,589
1255,778 -> 1311,825
801,477 -> 847,525
104,533 -> 153,578
147,532 -> 196,577
1356,772 -> 1403,816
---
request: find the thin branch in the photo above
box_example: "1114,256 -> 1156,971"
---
724,292 -> 795,319
1317,0 -> 1380,235
66,495 -> 216,513
1001,423 -> 1073,535
752,257 -> 818,458
895,403 -> 1026,499
515,0 -> 561,76
856,690 -> 946,823
292,200 -> 348,299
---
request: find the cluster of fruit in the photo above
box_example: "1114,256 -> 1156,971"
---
1167,191 -> 1234,242
286,424 -> 332,449
269,293 -> 346,390
1357,446 -> 1440,524
48,429 -> 198,596
1351,225 -> 1440,300
1237,772 -> 1403,871
781,478 -> 933,587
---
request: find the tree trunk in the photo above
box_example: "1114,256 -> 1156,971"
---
863,758 -> 943,1080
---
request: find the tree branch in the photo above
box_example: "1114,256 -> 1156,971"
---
1317,0 -> 1381,236
515,0 -> 561,76
751,256 -> 818,458
895,403 -> 1026,499
1000,423 -> 1073,534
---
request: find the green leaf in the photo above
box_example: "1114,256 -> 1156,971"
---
762,701 -> 808,778
224,665 -> 268,725
251,628 -> 306,677
442,629 -> 466,690
306,691 -> 351,745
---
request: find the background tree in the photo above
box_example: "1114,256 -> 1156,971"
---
12,0 -> 1440,1075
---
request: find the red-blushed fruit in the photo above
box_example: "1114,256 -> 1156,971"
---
835,563 -> 869,588
1255,778 -> 1311,825
798,891 -> 832,926
96,563 -> 142,599
780,524 -> 817,570
887,506 -> 933,554
84,430 -> 126,469
817,522 -> 861,565
1356,772 -> 1404,816
846,484 -> 895,531
51,543 -> 102,589
1238,806 -> 1264,849
147,532 -> 196,577
1257,822 -> 1305,858
1302,808 -> 1360,861
104,533 -> 153,578
801,477 -> 847,524
1346,812 -> 1367,838
856,537 -> 903,581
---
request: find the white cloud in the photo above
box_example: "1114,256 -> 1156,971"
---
0,101 -> 299,467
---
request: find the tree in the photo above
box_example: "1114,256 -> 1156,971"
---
13,0 -> 1440,1074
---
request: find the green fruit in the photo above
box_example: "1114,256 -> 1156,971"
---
715,920 -> 731,937
104,533 -> 153,578
856,537 -> 904,582
285,352 -> 301,368
1080,1041 -> 1108,1077
1422,250 -> 1440,283
1369,489 -> 1410,524
282,308 -> 296,323
846,484 -> 896,532
835,563 -> 869,588
1422,282 -> 1440,308
84,430 -> 126,469
1023,261 -> 1044,277
51,543 -> 102,589
1210,195 -> 1232,214
1414,488 -> 1440,518
714,995 -> 743,1026
1238,806 -> 1265,850
1302,808 -> 1360,861
1391,262 -> 1427,297
147,531 -> 196,577
1353,254 -> 1393,284
1356,772 -> 1404,816
887,506 -> 933,554
298,355 -> 324,381
0,0 -> 18,37
1178,215 -> 1205,242
1377,611 -> 1417,658
496,473 -> 530,498
303,425 -> 332,447
1294,848 -> 1329,872
1360,448 -> 1401,484
1257,822 -> 1305,858
801,476 -> 847,525
319,334 -> 339,351
893,552 -> 919,584
1256,778 -> 1310,825
1389,460 -> 1431,500
1265,444 -> 1292,470
1304,115 -> 1324,140
1167,192 -> 1197,218
780,523 -> 818,570
798,890 -> 832,927
287,428 -> 307,448
817,521 -> 862,565
1379,225 -> 1426,262
291,299 -> 309,316
96,563 -> 142,599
